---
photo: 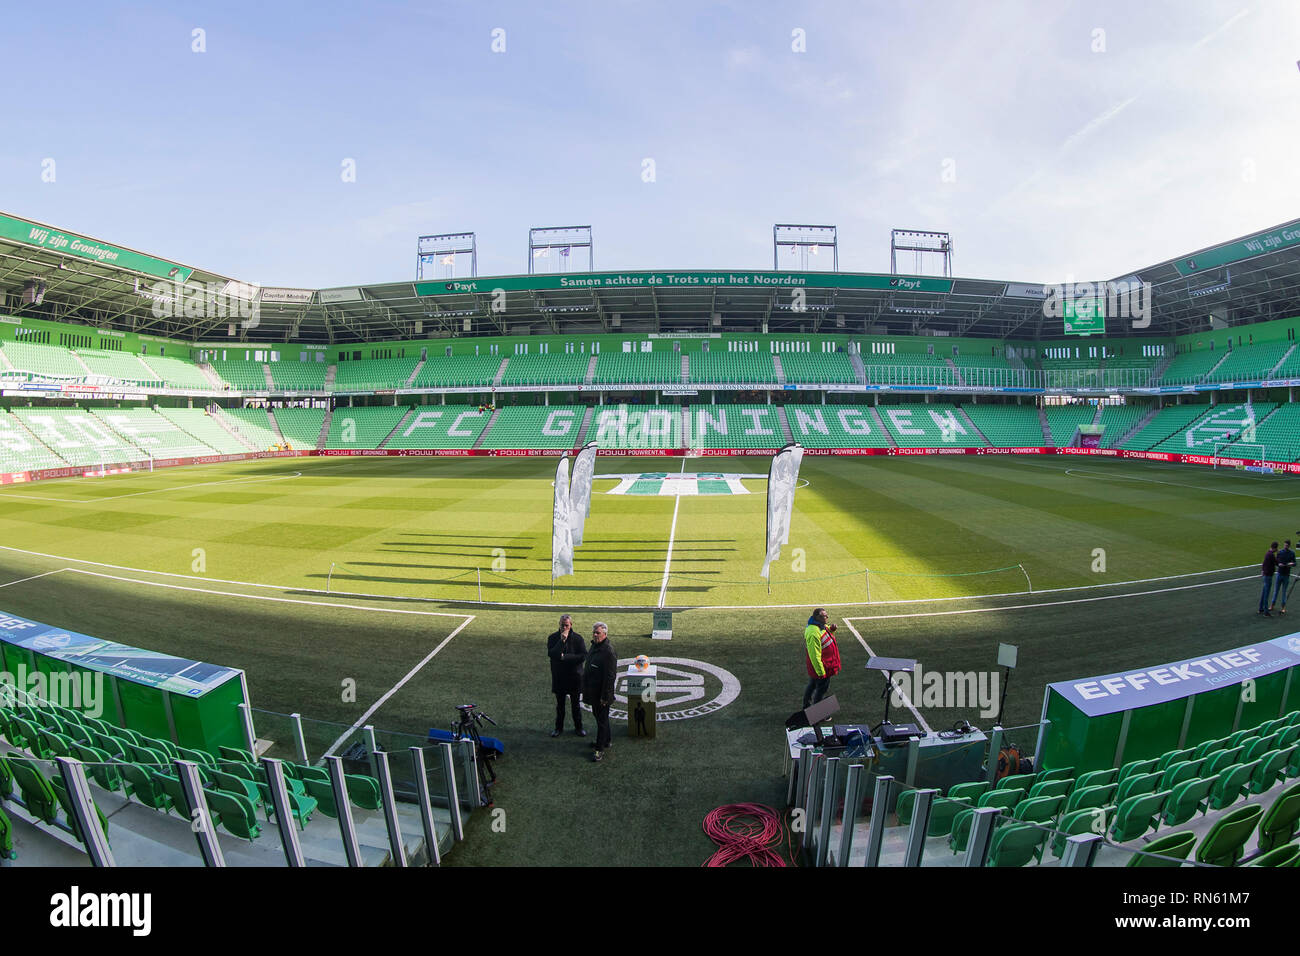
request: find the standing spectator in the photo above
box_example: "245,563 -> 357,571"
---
1260,542 -> 1279,617
1273,540 -> 1297,615
547,614 -> 586,737
803,607 -> 841,708
583,622 -> 617,762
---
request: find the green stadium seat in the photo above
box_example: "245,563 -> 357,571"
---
205,788 -> 262,842
72,743 -> 123,793
0,756 -> 12,800
1202,746 -> 1244,777
302,777 -> 339,818
1158,758 -> 1206,792
1066,783 -> 1118,814
1012,794 -> 1065,825
1051,806 -> 1113,859
1256,781 -> 1300,853
1109,790 -> 1170,842
1156,748 -> 1195,772
117,762 -> 172,812
1074,768 -> 1118,790
50,776 -> 110,848
1249,844 -> 1300,867
1250,747 -> 1296,794
1161,777 -> 1216,827
1242,733 -> 1282,762
211,768 -> 263,810
1128,830 -> 1196,867
1117,757 -> 1159,781
1210,761 -> 1258,811
996,772 -> 1035,792
255,781 -> 317,829
946,780 -> 991,803
1027,778 -> 1072,800
1116,771 -> 1163,804
346,774 -> 383,811
9,758 -> 60,825
985,823 -> 1047,867
0,806 -> 13,860
1192,736 -> 1230,760
1196,804 -> 1264,866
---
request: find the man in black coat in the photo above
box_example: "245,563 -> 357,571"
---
582,621 -> 617,761
547,614 -> 587,737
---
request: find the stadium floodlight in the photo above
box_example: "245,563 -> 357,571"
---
891,229 -> 952,277
528,226 -> 592,274
417,232 -> 477,281
773,224 -> 838,271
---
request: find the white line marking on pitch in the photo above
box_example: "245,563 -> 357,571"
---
0,568 -> 69,589
323,614 -> 476,758
657,457 -> 687,608
844,574 -> 1255,622
61,568 -> 473,618
0,471 -> 304,504
840,618 -> 931,734
1061,468 -> 1300,500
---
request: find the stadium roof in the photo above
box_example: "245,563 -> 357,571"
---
3,209 -> 1299,346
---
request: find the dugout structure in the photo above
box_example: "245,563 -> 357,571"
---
1035,634 -> 1300,772
0,609 -> 250,754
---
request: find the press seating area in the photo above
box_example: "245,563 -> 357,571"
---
268,362 -> 329,391
272,408 -> 326,449
325,406 -> 407,449
499,353 -> 590,387
687,405 -> 783,449
882,711 -> 1300,867
411,355 -> 503,389
211,360 -> 271,391
595,352 -> 679,385
861,353 -> 956,387
386,406 -> 490,449
964,404 -> 1045,446
877,403 -> 984,447
784,405 -> 892,447
779,353 -> 856,385
1044,404 -> 1098,446
478,405 -> 586,449
333,358 -> 419,392
689,352 -> 776,385
588,405 -> 681,449
76,350 -> 161,387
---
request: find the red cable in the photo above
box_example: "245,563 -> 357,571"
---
701,803 -> 789,867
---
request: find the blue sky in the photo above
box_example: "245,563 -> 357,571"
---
4,0 -> 1298,287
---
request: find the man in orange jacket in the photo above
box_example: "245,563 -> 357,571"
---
803,607 -> 841,709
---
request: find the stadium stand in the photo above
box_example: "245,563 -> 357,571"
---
877,403 -> 985,447
784,404 -> 892,447
477,405 -> 586,449
410,355 -> 503,389
332,358 -> 419,392
1044,404 -> 1099,446
76,350 -> 161,388
1144,402 -> 1266,456
326,406 -> 408,449
778,352 -> 857,385
1159,350 -> 1227,386
1098,404 -> 1151,447
588,405 -> 681,449
1119,404 -> 1215,450
499,352 -> 590,386
219,408 -> 282,449
91,408 -> 219,458
10,407 -> 146,467
963,403 -> 1045,446
0,340 -> 88,380
1222,403 -> 1300,461
0,408 -> 68,471
689,351 -> 776,385
273,408 -> 327,449
156,407 -> 250,454
387,405 -> 490,449
1205,343 -> 1293,383
594,352 -> 680,385
686,405 -> 783,449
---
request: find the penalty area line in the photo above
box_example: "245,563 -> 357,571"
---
322,614 -> 476,758
0,568 -> 71,590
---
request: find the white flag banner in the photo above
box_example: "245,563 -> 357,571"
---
761,444 -> 804,578
569,441 -> 598,546
552,456 -> 574,579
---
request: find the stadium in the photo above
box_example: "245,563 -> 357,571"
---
2,6 -> 1298,907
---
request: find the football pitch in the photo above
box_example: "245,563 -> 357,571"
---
0,454 -> 1294,865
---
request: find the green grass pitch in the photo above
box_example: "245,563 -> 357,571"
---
0,453 -> 1293,864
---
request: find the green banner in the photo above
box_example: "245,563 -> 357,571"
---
415,270 -> 953,297
0,213 -> 194,282
1174,223 -> 1300,276
1063,297 -> 1105,335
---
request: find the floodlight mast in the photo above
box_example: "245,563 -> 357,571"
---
417,233 -> 477,281
890,229 -> 953,277
773,224 -> 838,271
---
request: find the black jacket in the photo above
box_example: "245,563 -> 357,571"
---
547,630 -> 587,694
582,638 -> 617,707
